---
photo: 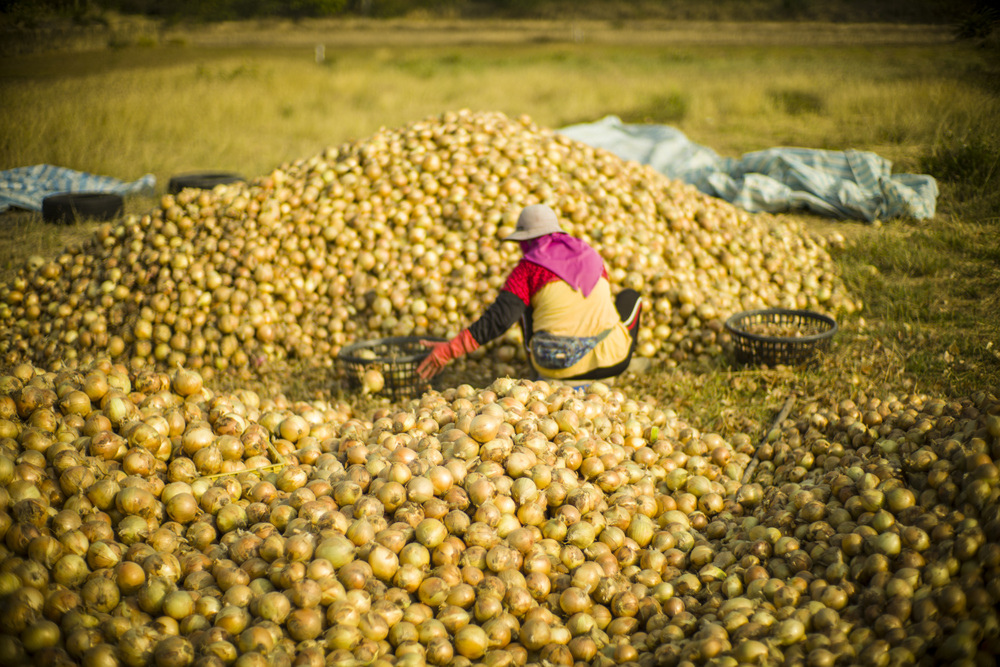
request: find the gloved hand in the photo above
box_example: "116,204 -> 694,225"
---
417,329 -> 479,379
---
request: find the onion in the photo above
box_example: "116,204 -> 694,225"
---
361,369 -> 385,396
115,560 -> 146,595
161,590 -> 195,621
288,579 -> 321,610
51,554 -> 90,587
520,619 -> 552,651
115,485 -> 157,518
118,625 -> 159,667
81,576 -> 120,614
468,413 -> 502,444
286,608 -> 323,641
171,368 -> 203,397
41,586 -> 81,623
164,492 -> 199,524
453,624 -> 489,659
414,518 -> 448,548
27,534 -> 65,568
368,544 -> 399,582
86,540 -> 122,570
214,503 -> 247,534
180,427 -> 214,456
256,591 -> 291,624
214,605 -> 251,636
21,618 -> 61,653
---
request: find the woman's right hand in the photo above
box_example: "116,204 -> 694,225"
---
417,340 -> 452,379
416,329 -> 480,379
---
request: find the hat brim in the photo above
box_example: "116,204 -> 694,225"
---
502,223 -> 563,242
503,229 -> 546,242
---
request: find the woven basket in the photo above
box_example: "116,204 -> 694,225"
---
725,309 -> 837,366
338,336 -> 445,400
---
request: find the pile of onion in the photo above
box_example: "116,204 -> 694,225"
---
0,361 -> 997,666
0,110 -> 859,387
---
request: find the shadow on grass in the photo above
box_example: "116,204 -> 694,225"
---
620,327 -> 916,442
768,88 -> 824,116
616,91 -> 690,125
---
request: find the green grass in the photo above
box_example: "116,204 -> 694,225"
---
1,18 -> 998,436
830,221 -> 1000,398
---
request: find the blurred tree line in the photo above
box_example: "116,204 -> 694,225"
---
0,0 -> 991,25
3,0 -> 509,21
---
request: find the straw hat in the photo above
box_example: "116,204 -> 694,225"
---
503,204 -> 563,241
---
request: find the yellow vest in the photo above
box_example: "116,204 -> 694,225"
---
529,276 -> 632,379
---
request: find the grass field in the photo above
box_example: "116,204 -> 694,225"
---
1,17 -> 998,434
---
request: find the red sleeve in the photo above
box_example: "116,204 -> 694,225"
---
503,261 -> 610,304
503,261 -> 562,305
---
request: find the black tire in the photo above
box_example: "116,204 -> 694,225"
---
168,172 -> 245,194
42,192 -> 124,225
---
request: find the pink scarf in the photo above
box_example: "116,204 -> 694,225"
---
520,233 -> 605,297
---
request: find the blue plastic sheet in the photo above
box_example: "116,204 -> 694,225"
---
558,115 -> 938,221
0,164 -> 156,214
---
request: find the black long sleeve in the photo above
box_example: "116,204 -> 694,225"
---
468,290 -> 526,346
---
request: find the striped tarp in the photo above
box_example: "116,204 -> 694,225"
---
559,116 -> 938,222
0,164 -> 156,214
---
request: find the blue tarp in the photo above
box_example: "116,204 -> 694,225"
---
557,115 -> 938,221
0,164 -> 156,214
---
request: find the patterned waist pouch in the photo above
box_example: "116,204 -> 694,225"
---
530,328 -> 612,369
